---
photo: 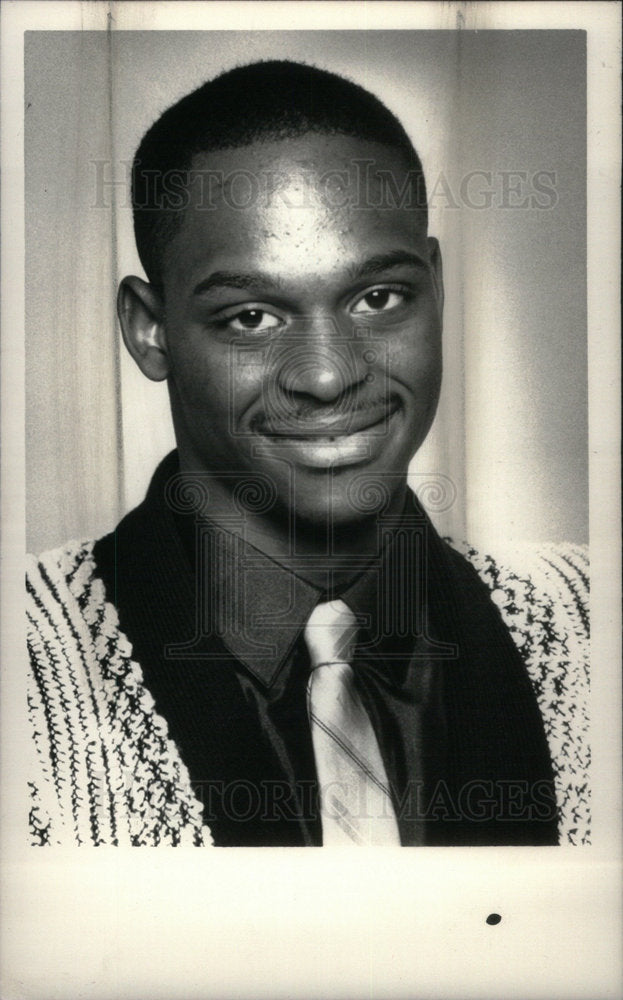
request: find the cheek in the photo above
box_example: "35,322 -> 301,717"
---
389,320 -> 442,397
166,326 -> 223,403
166,327 -> 267,427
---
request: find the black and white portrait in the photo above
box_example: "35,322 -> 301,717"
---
3,4 -> 620,998
25,27 -> 590,849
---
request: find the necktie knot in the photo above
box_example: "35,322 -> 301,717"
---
304,599 -> 358,668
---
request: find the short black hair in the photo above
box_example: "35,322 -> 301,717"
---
132,59 -> 427,286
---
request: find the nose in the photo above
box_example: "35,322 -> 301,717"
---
276,318 -> 367,403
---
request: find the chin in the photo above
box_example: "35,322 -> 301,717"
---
288,470 -> 399,527
290,503 -> 375,539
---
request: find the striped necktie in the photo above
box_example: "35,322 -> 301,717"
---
304,600 -> 400,845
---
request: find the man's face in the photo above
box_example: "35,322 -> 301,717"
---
159,134 -> 443,526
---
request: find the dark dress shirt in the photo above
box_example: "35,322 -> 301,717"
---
93,452 -> 559,847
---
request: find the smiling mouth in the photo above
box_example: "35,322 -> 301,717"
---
251,401 -> 401,469
255,398 -> 401,440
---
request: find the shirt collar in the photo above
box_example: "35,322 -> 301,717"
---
174,486 -> 428,689
208,528 -> 321,687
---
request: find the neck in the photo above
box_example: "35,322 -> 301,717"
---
176,456 -> 408,589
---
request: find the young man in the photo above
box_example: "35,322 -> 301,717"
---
27,61 -> 589,847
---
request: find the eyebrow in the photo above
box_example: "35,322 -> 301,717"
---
193,271 -> 284,296
348,250 -> 429,281
192,250 -> 428,297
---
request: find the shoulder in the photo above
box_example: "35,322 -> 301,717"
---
447,538 -> 589,697
26,537 -> 98,586
448,538 -> 590,845
26,538 -> 108,658
448,539 -> 588,619
447,539 -> 589,681
26,537 -> 104,615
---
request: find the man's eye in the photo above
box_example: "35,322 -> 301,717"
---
351,288 -> 406,314
227,309 -> 283,332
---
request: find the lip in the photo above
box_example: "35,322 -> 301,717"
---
256,398 -> 400,439
254,403 -> 401,469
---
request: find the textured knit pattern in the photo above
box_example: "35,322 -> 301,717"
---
27,541 -> 212,847
27,538 -> 589,846
454,540 -> 590,846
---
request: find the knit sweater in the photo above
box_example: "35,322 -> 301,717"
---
26,538 -> 590,847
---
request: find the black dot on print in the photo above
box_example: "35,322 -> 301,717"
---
486,913 -> 502,925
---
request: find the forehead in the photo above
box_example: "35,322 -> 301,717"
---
163,134 -> 427,287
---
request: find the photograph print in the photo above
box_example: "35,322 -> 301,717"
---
25,29 -> 590,848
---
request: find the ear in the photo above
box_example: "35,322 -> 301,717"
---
426,237 -> 444,319
117,276 -> 169,382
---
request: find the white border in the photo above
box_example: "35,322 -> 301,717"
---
2,3 -> 621,999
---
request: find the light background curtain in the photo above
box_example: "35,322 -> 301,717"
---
25,30 -> 587,554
